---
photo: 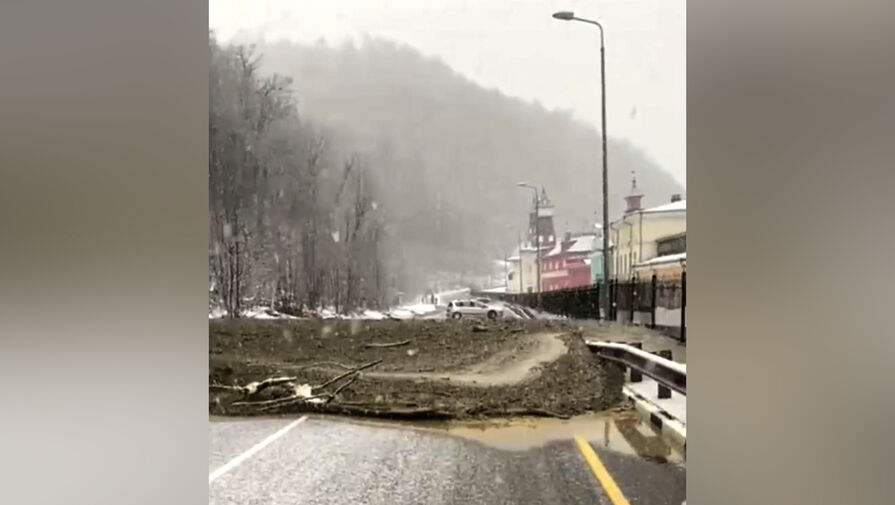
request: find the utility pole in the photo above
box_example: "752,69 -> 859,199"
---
504,252 -> 509,291
552,10 -> 610,318
535,188 -> 542,308
517,232 -> 524,294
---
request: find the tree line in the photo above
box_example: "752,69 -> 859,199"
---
209,34 -> 391,317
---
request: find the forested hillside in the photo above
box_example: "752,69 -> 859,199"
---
209,34 -> 683,315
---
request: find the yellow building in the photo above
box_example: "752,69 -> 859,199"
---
632,232 -> 686,280
610,191 -> 686,281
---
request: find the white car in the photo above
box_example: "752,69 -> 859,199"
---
446,299 -> 504,320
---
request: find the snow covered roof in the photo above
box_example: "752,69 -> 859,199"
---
642,199 -> 686,214
544,241 -> 563,257
567,234 -> 599,253
635,252 -> 687,267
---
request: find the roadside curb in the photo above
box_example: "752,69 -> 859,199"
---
623,385 -> 686,458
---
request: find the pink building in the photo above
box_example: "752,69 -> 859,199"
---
540,233 -> 599,291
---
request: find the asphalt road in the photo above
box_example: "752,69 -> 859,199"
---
210,413 -> 685,505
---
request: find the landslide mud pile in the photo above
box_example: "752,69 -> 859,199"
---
209,319 -> 624,419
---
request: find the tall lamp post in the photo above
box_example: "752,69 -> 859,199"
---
552,10 -> 610,319
517,182 -> 541,308
517,232 -> 524,295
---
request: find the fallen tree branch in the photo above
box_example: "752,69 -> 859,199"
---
243,376 -> 297,395
209,376 -> 297,396
324,404 -> 456,419
209,383 -> 242,392
294,361 -> 357,371
219,360 -> 383,414
325,373 -> 359,405
231,392 -> 330,410
314,359 -> 382,392
364,340 -> 410,348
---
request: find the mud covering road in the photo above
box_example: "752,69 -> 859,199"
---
210,319 -> 624,419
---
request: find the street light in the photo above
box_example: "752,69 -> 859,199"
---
552,10 -> 610,320
516,182 -> 541,307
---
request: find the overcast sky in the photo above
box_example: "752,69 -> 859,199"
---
209,0 -> 686,186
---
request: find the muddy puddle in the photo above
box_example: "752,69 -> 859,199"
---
438,411 -> 684,464
223,408 -> 685,465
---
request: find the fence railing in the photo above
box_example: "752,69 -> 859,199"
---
475,272 -> 687,343
586,340 -> 686,395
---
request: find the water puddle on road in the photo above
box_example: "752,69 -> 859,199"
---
210,409 -> 684,465
438,410 -> 684,464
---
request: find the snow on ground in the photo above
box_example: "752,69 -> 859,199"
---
209,305 -> 400,321
526,308 -> 567,320
243,306 -> 300,320
209,306 -> 300,319
339,309 -> 389,320
360,309 -> 387,320
315,307 -> 339,319
403,303 -> 437,315
380,302 -> 440,320
490,300 -> 567,321
388,309 -> 415,320
207,301 -> 562,322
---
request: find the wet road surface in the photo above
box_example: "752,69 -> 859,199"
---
209,413 -> 685,505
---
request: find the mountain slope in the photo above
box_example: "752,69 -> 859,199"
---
251,37 -> 684,286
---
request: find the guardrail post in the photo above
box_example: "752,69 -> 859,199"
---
680,271 -> 687,344
657,349 -> 673,398
629,342 -> 643,382
650,274 -> 657,329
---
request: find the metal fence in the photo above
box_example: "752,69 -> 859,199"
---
477,272 -> 687,343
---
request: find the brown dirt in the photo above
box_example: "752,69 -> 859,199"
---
363,331 -> 568,386
209,318 -> 624,420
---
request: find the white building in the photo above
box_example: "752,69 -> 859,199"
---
506,244 -> 540,294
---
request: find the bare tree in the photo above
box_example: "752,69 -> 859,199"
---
210,34 -> 393,316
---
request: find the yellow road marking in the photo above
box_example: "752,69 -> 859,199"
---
574,435 -> 632,505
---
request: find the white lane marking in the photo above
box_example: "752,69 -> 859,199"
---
209,416 -> 308,484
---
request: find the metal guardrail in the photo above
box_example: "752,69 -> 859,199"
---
586,340 -> 686,395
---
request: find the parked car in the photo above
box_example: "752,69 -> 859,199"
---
446,299 -> 504,320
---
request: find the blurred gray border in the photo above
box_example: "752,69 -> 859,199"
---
0,1 -> 207,504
